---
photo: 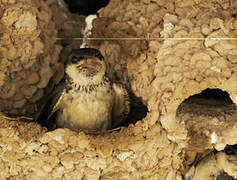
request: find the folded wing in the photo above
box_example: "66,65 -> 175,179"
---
112,83 -> 130,128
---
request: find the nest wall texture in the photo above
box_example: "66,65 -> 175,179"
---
0,0 -> 237,179
0,0 -> 63,117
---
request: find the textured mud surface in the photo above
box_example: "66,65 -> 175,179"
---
0,0 -> 62,117
184,152 -> 237,179
45,0 -> 86,62
0,0 -> 237,179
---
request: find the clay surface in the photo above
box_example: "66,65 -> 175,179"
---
0,0 -> 237,179
45,0 -> 86,62
184,151 -> 237,179
0,0 -> 62,117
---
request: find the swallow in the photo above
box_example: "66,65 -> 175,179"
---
37,48 -> 130,132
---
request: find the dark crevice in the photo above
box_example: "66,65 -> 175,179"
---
223,144 -> 237,155
190,88 -> 231,101
177,88 -> 234,111
63,0 -> 110,15
119,92 -> 148,127
216,171 -> 235,180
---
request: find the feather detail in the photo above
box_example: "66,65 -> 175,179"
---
36,78 -> 66,130
112,83 -> 130,128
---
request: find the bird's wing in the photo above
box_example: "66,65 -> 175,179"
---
112,83 -> 130,128
36,77 -> 66,130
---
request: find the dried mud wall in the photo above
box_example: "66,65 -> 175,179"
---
0,0 -> 237,179
0,0 -> 63,117
90,0 -> 237,164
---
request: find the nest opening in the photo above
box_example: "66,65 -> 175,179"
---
176,87 -> 237,124
176,88 -> 237,149
182,88 -> 232,104
176,88 -> 236,119
223,144 -> 237,155
119,92 -> 148,127
64,0 -> 110,15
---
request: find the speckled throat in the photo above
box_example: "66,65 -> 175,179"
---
65,75 -> 111,93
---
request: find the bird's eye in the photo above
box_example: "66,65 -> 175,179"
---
71,56 -> 84,64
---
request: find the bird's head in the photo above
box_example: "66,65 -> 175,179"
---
66,48 -> 106,86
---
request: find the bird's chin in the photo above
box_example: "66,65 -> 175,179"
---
78,68 -> 98,77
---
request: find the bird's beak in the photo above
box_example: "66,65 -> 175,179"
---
78,58 -> 101,70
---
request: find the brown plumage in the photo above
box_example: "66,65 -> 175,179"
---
37,48 -> 130,132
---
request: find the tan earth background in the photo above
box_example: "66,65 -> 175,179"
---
0,0 -> 237,179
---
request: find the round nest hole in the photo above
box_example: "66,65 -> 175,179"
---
64,0 -> 110,15
176,88 -> 236,122
176,88 -> 237,149
121,92 -> 148,127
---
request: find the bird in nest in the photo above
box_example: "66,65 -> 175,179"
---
37,48 -> 130,132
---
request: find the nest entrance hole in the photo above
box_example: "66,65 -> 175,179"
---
176,88 -> 237,152
63,0 -> 110,15
120,92 -> 148,127
176,88 -> 236,119
182,88 -> 232,105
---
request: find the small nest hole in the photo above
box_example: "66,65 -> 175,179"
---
64,0 -> 110,15
176,88 -> 237,150
176,88 -> 237,121
120,92 -> 148,127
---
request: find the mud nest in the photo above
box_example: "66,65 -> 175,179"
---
0,0 -> 237,179
0,0 -> 63,117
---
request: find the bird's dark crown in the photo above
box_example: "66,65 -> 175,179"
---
65,48 -> 106,86
70,48 -> 104,64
